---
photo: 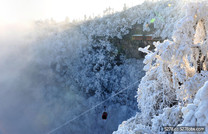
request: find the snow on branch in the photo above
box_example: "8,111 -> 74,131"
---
114,1 -> 208,134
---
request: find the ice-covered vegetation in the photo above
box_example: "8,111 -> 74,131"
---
27,6 -> 148,133
32,19 -> 145,109
80,0 -> 185,40
114,1 -> 208,134
0,1 -> 148,133
1,0 -> 208,133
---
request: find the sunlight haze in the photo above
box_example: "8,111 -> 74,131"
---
0,0 -> 144,25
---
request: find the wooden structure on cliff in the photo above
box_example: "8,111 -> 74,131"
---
131,34 -> 162,41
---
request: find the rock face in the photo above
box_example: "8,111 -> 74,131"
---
109,23 -> 162,59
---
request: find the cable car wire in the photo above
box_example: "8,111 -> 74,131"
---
47,80 -> 139,134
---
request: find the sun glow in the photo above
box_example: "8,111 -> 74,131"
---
0,0 -> 144,25
0,0 -> 144,38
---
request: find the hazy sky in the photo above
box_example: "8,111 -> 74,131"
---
0,0 -> 144,24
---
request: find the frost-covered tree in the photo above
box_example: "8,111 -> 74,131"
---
176,81 -> 208,134
31,6 -> 146,109
114,1 -> 208,134
70,38 -> 144,107
80,0 -> 186,41
28,1 -> 208,133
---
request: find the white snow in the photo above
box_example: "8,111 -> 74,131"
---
114,1 -> 208,134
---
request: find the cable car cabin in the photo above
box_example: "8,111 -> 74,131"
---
131,34 -> 162,41
102,112 -> 108,120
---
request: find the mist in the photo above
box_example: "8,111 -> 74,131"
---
0,23 -> 84,134
0,1 -> 148,133
0,18 -> 142,133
